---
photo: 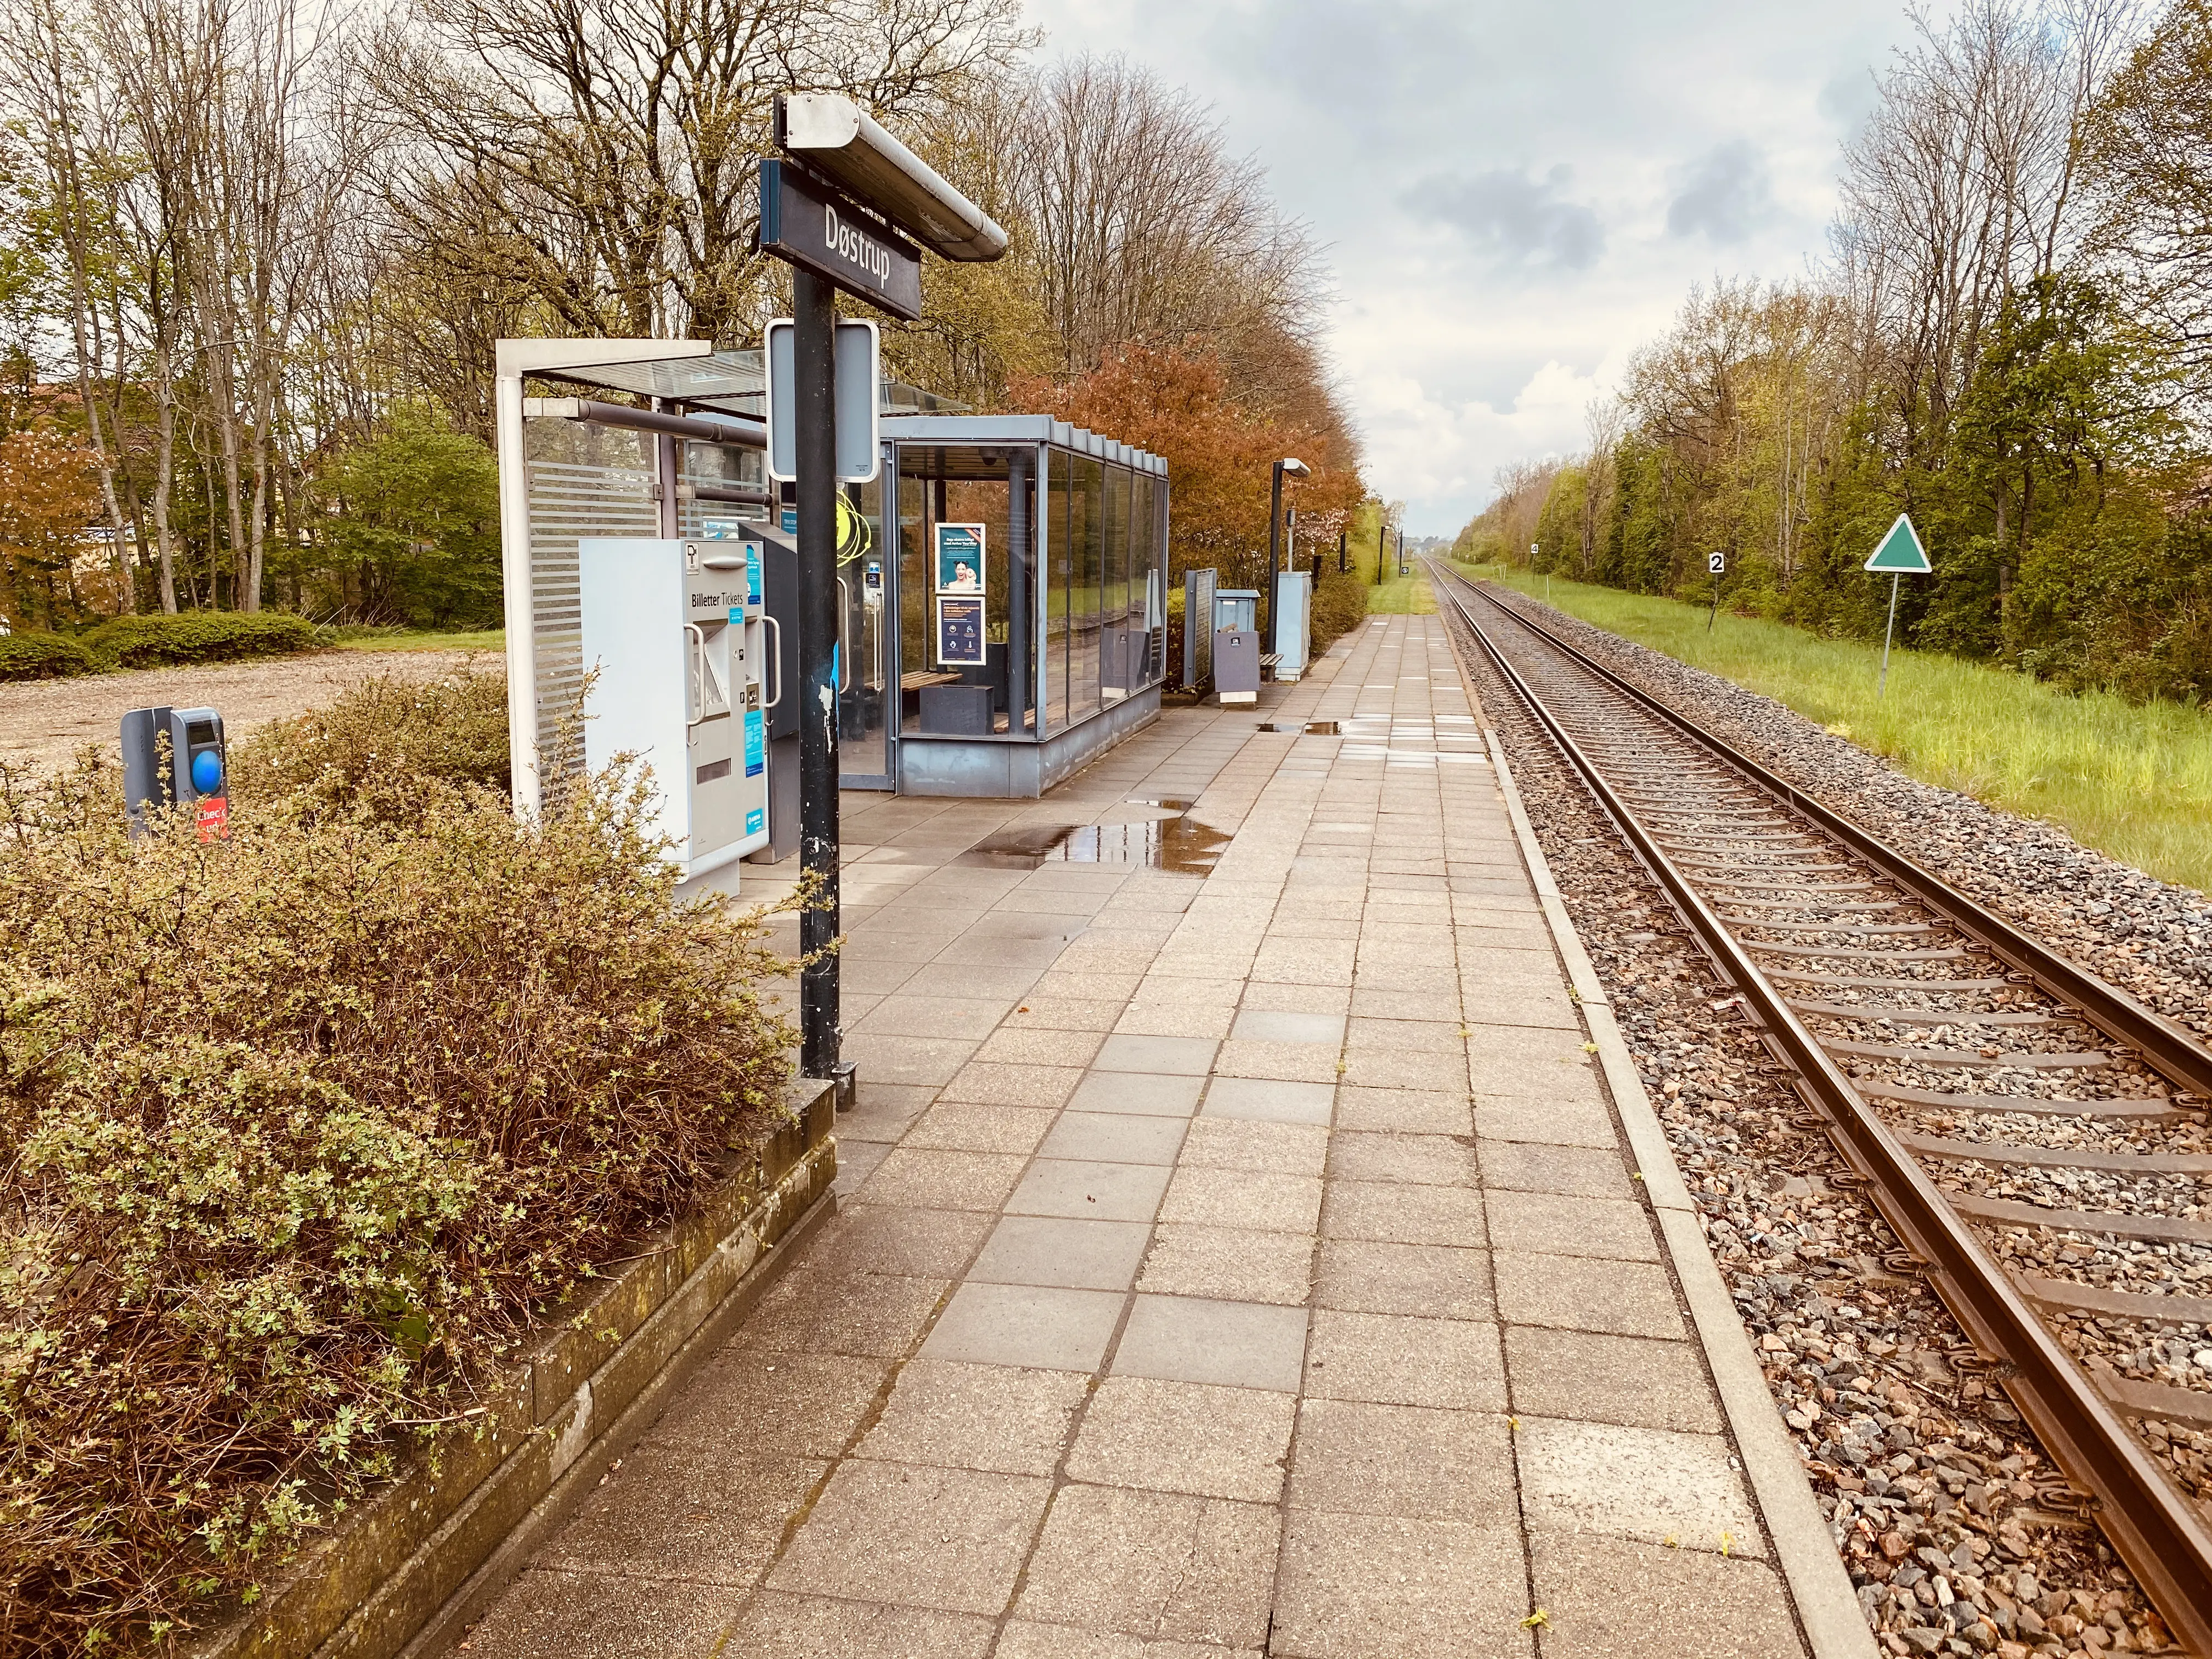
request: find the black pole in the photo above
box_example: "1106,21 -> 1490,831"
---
1375,516 -> 1384,586
794,269 -> 842,1088
1264,461 -> 1283,645
1338,527 -> 1347,574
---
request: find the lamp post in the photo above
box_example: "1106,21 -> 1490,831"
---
1263,456 -> 1310,645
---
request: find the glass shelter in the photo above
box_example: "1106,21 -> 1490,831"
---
883,416 -> 1169,795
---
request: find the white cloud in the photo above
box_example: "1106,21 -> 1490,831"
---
1021,0 -> 1931,534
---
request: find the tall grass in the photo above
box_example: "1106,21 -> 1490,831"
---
1454,562 -> 2212,895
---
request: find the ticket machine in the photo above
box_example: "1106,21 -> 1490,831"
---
579,537 -> 772,882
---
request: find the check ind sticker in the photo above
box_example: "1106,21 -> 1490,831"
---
744,708 -> 766,778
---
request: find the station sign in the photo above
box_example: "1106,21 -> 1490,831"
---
758,158 -> 922,321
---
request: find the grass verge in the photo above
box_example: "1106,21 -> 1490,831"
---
1453,561 -> 2212,895
1364,565 -> 1435,616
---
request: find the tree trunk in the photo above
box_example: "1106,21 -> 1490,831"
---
151,334 -> 179,614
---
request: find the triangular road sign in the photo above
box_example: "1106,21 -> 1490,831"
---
1866,513 -> 1932,573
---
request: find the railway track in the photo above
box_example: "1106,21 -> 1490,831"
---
1429,562 -> 2212,1653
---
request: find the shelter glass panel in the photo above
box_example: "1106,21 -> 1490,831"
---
898,466 -> 928,736
1132,472 -> 1159,684
893,445 -> 1028,736
1070,456 -> 1103,724
1102,463 -> 1130,703
1045,453 -> 1071,734
839,475 -> 890,776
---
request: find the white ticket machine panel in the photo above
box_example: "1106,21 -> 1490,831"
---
579,537 -> 771,880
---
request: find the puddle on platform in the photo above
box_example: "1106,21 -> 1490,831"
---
1256,720 -> 1341,735
959,817 -> 1231,874
1126,795 -> 1197,811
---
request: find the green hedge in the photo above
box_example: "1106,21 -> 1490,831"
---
0,631 -> 100,682
81,611 -> 321,669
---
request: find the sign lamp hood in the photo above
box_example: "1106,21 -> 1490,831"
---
778,92 -> 1009,262
1281,457 -> 1311,477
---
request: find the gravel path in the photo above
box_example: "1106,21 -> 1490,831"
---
0,648 -> 503,774
1437,575 -> 2181,1658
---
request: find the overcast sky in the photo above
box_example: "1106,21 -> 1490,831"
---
1024,0 -> 1931,535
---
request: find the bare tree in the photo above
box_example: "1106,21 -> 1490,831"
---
1016,55 -> 1324,390
1,0 -> 141,607
2084,0 -> 2212,395
1837,0 -> 2144,459
83,0 -> 234,613
366,0 -> 1031,347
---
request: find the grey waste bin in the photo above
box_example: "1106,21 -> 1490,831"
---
1215,629 -> 1261,706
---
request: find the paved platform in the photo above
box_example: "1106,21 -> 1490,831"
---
453,617 -> 1825,1659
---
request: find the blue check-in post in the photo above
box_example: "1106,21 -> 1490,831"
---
121,706 -> 229,840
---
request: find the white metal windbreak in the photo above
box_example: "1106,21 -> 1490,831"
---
494,338 -> 712,817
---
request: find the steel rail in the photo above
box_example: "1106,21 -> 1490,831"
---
1440,568 -> 2212,1103
1429,565 -> 2212,1654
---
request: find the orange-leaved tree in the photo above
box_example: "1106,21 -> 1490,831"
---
0,426 -> 103,629
1013,343 -> 1364,590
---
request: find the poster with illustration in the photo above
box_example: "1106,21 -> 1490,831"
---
936,595 -> 986,666
935,522 -> 986,594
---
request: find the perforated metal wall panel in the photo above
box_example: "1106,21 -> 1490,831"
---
524,422 -> 657,790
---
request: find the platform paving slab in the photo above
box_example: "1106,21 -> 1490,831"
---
446,617 -> 1830,1659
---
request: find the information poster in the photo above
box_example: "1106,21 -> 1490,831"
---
935,522 -> 986,593
936,594 -> 986,666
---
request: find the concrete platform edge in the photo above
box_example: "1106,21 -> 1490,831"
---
1483,725 -> 1878,1659
384,1175 -> 839,1659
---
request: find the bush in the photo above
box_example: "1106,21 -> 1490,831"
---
0,630 -> 99,681
82,610 -> 321,669
233,663 -> 512,807
1310,561 -> 1370,656
0,747 -> 793,1654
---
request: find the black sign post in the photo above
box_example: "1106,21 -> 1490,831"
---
790,267 -> 844,1096
758,94 -> 1005,1113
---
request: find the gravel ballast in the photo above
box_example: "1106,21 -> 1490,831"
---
1440,575 -> 2192,1658
1486,586 -> 2211,1040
